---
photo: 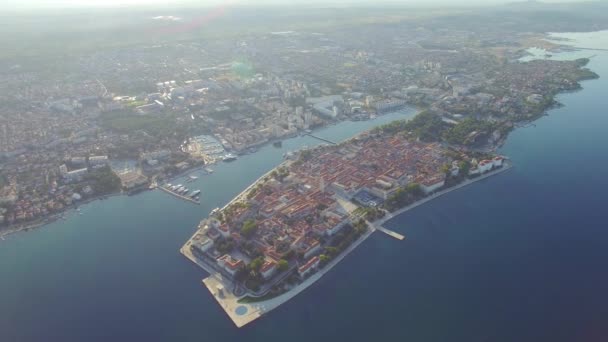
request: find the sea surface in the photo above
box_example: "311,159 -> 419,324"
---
1,32 -> 608,341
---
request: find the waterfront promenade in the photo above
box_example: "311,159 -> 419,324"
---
375,161 -> 513,229
182,224 -> 377,327
181,161 -> 513,328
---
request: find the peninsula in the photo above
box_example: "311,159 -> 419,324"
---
181,128 -> 512,327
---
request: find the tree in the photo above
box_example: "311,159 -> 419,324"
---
249,257 -> 264,272
441,163 -> 451,175
458,160 -> 471,176
384,183 -> 423,211
325,246 -> 338,257
319,254 -> 330,267
401,110 -> 445,141
405,183 -> 423,197
316,203 -> 328,211
443,118 -> 495,145
86,166 -> 121,194
299,150 -> 313,161
241,219 -> 258,238
277,259 -> 289,272
216,238 -> 235,254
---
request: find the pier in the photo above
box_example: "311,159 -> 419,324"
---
305,134 -> 337,145
375,225 -> 405,240
159,186 -> 200,205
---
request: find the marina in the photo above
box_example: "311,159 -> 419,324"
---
159,184 -> 201,205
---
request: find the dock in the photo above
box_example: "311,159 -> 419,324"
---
159,186 -> 200,205
375,225 -> 405,240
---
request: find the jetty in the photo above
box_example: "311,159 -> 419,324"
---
375,226 -> 405,240
159,186 -> 200,205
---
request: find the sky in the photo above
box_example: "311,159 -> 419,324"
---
0,0 -> 588,10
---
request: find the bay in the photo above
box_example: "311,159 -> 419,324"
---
1,31 -> 608,341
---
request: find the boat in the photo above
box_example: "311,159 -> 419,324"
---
210,207 -> 220,216
190,190 -> 201,198
181,188 -> 189,194
204,167 -> 214,174
273,140 -> 283,147
223,154 -> 237,162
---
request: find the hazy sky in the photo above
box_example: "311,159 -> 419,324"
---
0,0 -> 587,10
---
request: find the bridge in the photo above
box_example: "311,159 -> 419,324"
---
577,47 -> 608,52
305,133 -> 337,145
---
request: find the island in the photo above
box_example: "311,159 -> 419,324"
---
181,126 -> 512,327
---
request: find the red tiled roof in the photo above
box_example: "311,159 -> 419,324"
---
298,256 -> 319,273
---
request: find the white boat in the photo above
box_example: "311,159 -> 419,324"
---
222,154 -> 237,162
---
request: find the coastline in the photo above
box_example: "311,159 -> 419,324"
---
181,220 -> 377,328
0,192 -> 123,239
376,161 -> 514,228
0,105 -> 420,240
183,160 -> 514,327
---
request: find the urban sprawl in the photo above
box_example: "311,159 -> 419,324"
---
0,3 -> 602,326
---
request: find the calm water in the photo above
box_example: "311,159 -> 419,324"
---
2,32 -> 608,341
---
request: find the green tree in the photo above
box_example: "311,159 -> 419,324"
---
277,259 -> 289,272
325,246 -> 338,257
86,166 -> 121,194
405,183 -> 423,197
319,254 -> 330,266
249,257 -> 264,272
441,163 -> 451,175
241,219 -> 258,238
458,160 -> 471,176
443,118 -> 495,145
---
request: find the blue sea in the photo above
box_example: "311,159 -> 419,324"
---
1,31 -> 607,341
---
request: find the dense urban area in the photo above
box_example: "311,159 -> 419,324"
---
0,2 -> 603,236
184,125 -> 509,301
